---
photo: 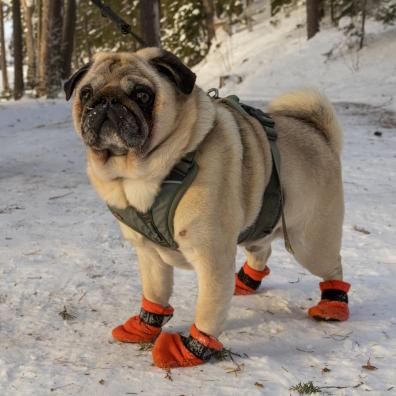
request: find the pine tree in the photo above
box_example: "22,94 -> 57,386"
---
307,0 -> 320,39
12,0 -> 24,100
38,0 -> 64,97
215,0 -> 243,25
271,0 -> 292,16
21,0 -> 37,89
47,0 -> 63,97
37,0 -> 50,96
139,0 -> 161,47
61,0 -> 77,79
0,0 -> 9,96
36,0 -> 42,84
375,0 -> 396,24
359,0 -> 367,49
161,0 -> 208,66
202,0 -> 215,48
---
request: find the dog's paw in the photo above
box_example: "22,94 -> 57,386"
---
308,300 -> 350,321
152,325 -> 223,368
112,315 -> 161,343
308,280 -> 351,321
112,297 -> 174,343
234,262 -> 270,295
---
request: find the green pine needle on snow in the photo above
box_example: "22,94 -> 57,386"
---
137,342 -> 154,352
290,381 -> 321,394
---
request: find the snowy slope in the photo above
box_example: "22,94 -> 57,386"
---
1,97 -> 395,395
194,6 -> 396,112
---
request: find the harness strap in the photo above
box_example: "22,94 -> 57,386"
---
244,106 -> 293,253
108,151 -> 198,250
216,92 -> 293,253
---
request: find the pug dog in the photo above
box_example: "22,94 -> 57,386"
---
65,48 -> 350,369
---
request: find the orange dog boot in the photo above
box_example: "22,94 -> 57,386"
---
152,324 -> 223,368
112,296 -> 174,343
235,261 -> 270,295
308,280 -> 351,321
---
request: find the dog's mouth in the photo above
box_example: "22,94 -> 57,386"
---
81,98 -> 150,156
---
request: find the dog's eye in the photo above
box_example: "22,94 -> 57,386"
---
80,85 -> 93,103
134,86 -> 154,107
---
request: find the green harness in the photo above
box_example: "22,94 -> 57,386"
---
108,92 -> 292,252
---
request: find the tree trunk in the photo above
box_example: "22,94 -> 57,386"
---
0,0 -> 10,96
330,0 -> 335,24
21,0 -> 36,89
83,14 -> 92,61
359,0 -> 368,50
38,0 -> 64,97
243,0 -> 253,32
12,0 -> 24,100
37,0 -> 49,96
202,0 -> 216,47
306,0 -> 320,39
318,0 -> 325,19
36,0 -> 42,84
61,0 -> 76,79
139,0 -> 161,47
47,0 -> 63,97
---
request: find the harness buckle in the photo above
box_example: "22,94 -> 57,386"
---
207,88 -> 219,99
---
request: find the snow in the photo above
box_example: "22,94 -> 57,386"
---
1,6 -> 396,396
1,99 -> 396,395
194,6 -> 396,112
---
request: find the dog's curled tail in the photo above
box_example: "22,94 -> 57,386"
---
268,89 -> 343,155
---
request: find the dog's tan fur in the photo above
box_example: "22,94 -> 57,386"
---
71,48 -> 345,337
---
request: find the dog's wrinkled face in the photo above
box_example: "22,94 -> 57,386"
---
78,77 -> 154,155
65,48 -> 196,156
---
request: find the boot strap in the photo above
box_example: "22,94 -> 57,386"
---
139,308 -> 173,328
321,289 -> 348,303
181,335 -> 218,361
237,267 -> 262,290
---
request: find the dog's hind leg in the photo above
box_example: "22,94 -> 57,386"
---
289,182 -> 351,321
234,240 -> 272,295
112,246 -> 174,343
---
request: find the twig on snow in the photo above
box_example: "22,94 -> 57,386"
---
49,192 -> 73,200
164,368 -> 173,381
226,362 -> 245,376
353,225 -> 370,235
296,347 -> 315,353
59,306 -> 77,321
324,330 -> 353,341
319,381 -> 364,389
50,383 -> 76,392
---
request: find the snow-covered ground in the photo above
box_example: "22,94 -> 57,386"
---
1,97 -> 395,395
1,6 -> 396,395
194,7 -> 396,112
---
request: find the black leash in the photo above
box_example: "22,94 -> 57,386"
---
90,0 -> 148,48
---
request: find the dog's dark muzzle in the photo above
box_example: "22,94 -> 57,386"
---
81,96 -> 149,155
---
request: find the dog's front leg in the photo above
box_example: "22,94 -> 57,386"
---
152,240 -> 236,368
112,245 -> 174,344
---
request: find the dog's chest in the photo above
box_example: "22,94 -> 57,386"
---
121,179 -> 161,213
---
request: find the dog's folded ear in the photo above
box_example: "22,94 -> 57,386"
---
64,63 -> 92,101
149,50 -> 196,95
